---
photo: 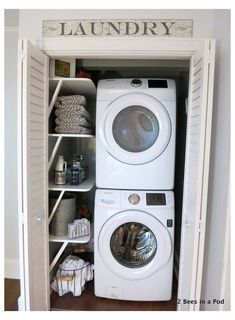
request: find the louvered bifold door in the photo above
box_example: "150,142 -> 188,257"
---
177,40 -> 215,311
18,39 -> 49,310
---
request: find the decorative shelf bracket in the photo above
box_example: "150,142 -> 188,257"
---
48,135 -> 62,171
48,190 -> 65,224
48,79 -> 63,117
49,242 -> 68,272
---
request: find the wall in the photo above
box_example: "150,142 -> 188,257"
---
200,9 -> 230,310
5,9 -> 19,278
6,9 -> 230,310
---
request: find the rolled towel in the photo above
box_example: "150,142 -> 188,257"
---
55,95 -> 86,106
55,116 -> 91,128
55,105 -> 92,122
55,123 -> 93,134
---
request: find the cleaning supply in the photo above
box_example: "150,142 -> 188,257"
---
71,160 -> 79,185
54,155 -> 67,185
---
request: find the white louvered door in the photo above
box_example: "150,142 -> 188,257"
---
18,39 -> 49,310
177,40 -> 215,310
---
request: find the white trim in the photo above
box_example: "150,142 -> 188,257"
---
4,259 -> 20,279
18,37 -> 215,310
219,176 -> 230,311
38,37 -> 207,59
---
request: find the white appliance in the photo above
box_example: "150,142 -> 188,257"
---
96,78 -> 176,190
94,189 -> 174,301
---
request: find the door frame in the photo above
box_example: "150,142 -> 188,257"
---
38,37 -> 214,311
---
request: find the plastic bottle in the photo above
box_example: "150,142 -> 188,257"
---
70,160 -> 79,185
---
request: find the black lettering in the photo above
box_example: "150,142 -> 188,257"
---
125,22 -> 139,35
74,23 -> 86,36
143,22 -> 157,35
60,22 -> 72,36
161,22 -> 176,35
107,22 -> 121,35
91,22 -> 104,36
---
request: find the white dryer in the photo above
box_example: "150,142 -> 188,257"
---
96,78 -> 176,190
94,189 -> 174,301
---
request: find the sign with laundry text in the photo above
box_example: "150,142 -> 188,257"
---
42,19 -> 193,38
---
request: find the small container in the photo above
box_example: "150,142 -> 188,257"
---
54,171 -> 66,185
71,160 -> 79,185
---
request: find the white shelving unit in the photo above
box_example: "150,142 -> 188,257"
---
48,77 -> 96,273
49,176 -> 95,192
48,78 -> 96,116
49,234 -> 91,243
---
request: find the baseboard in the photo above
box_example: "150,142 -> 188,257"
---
5,259 -> 20,279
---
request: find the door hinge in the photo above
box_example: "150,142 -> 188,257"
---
19,49 -> 26,62
20,212 -> 25,224
198,219 -> 202,232
207,51 -> 212,64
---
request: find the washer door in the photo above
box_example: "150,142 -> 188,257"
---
98,93 -> 171,164
98,210 -> 172,280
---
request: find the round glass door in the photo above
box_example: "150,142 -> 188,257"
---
99,93 -> 172,165
112,106 -> 159,153
110,222 -> 157,268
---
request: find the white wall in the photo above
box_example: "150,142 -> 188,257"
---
5,9 -> 19,278
200,9 -> 230,310
18,9 -> 216,40
6,9 -> 230,309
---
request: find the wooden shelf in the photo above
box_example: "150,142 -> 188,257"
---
49,233 -> 91,244
49,176 -> 95,192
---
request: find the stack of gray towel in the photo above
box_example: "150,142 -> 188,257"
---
54,95 -> 92,134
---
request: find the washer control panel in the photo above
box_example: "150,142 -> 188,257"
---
128,194 -> 140,205
96,190 -> 174,208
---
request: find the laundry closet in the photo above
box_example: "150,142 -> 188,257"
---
17,37 -> 215,311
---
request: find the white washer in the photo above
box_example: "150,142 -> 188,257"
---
96,78 -> 176,190
94,189 -> 174,301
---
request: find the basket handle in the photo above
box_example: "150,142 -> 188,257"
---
56,275 -> 74,281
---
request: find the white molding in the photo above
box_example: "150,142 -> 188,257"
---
38,37 -> 209,59
5,258 -> 20,279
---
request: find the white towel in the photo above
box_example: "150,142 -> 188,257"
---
51,255 -> 94,296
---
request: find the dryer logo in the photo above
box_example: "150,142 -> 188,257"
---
42,19 -> 193,38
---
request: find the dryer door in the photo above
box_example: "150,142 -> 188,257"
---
98,93 -> 171,164
98,210 -> 172,280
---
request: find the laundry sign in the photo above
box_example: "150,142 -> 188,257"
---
42,19 -> 193,37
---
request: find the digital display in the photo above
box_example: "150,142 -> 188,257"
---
148,80 -> 168,88
146,193 -> 166,205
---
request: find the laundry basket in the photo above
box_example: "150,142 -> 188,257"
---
51,255 -> 94,296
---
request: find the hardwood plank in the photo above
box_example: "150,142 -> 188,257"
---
4,279 -> 20,311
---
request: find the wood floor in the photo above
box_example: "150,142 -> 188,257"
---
51,278 -> 177,311
5,278 -> 177,311
4,279 -> 20,311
